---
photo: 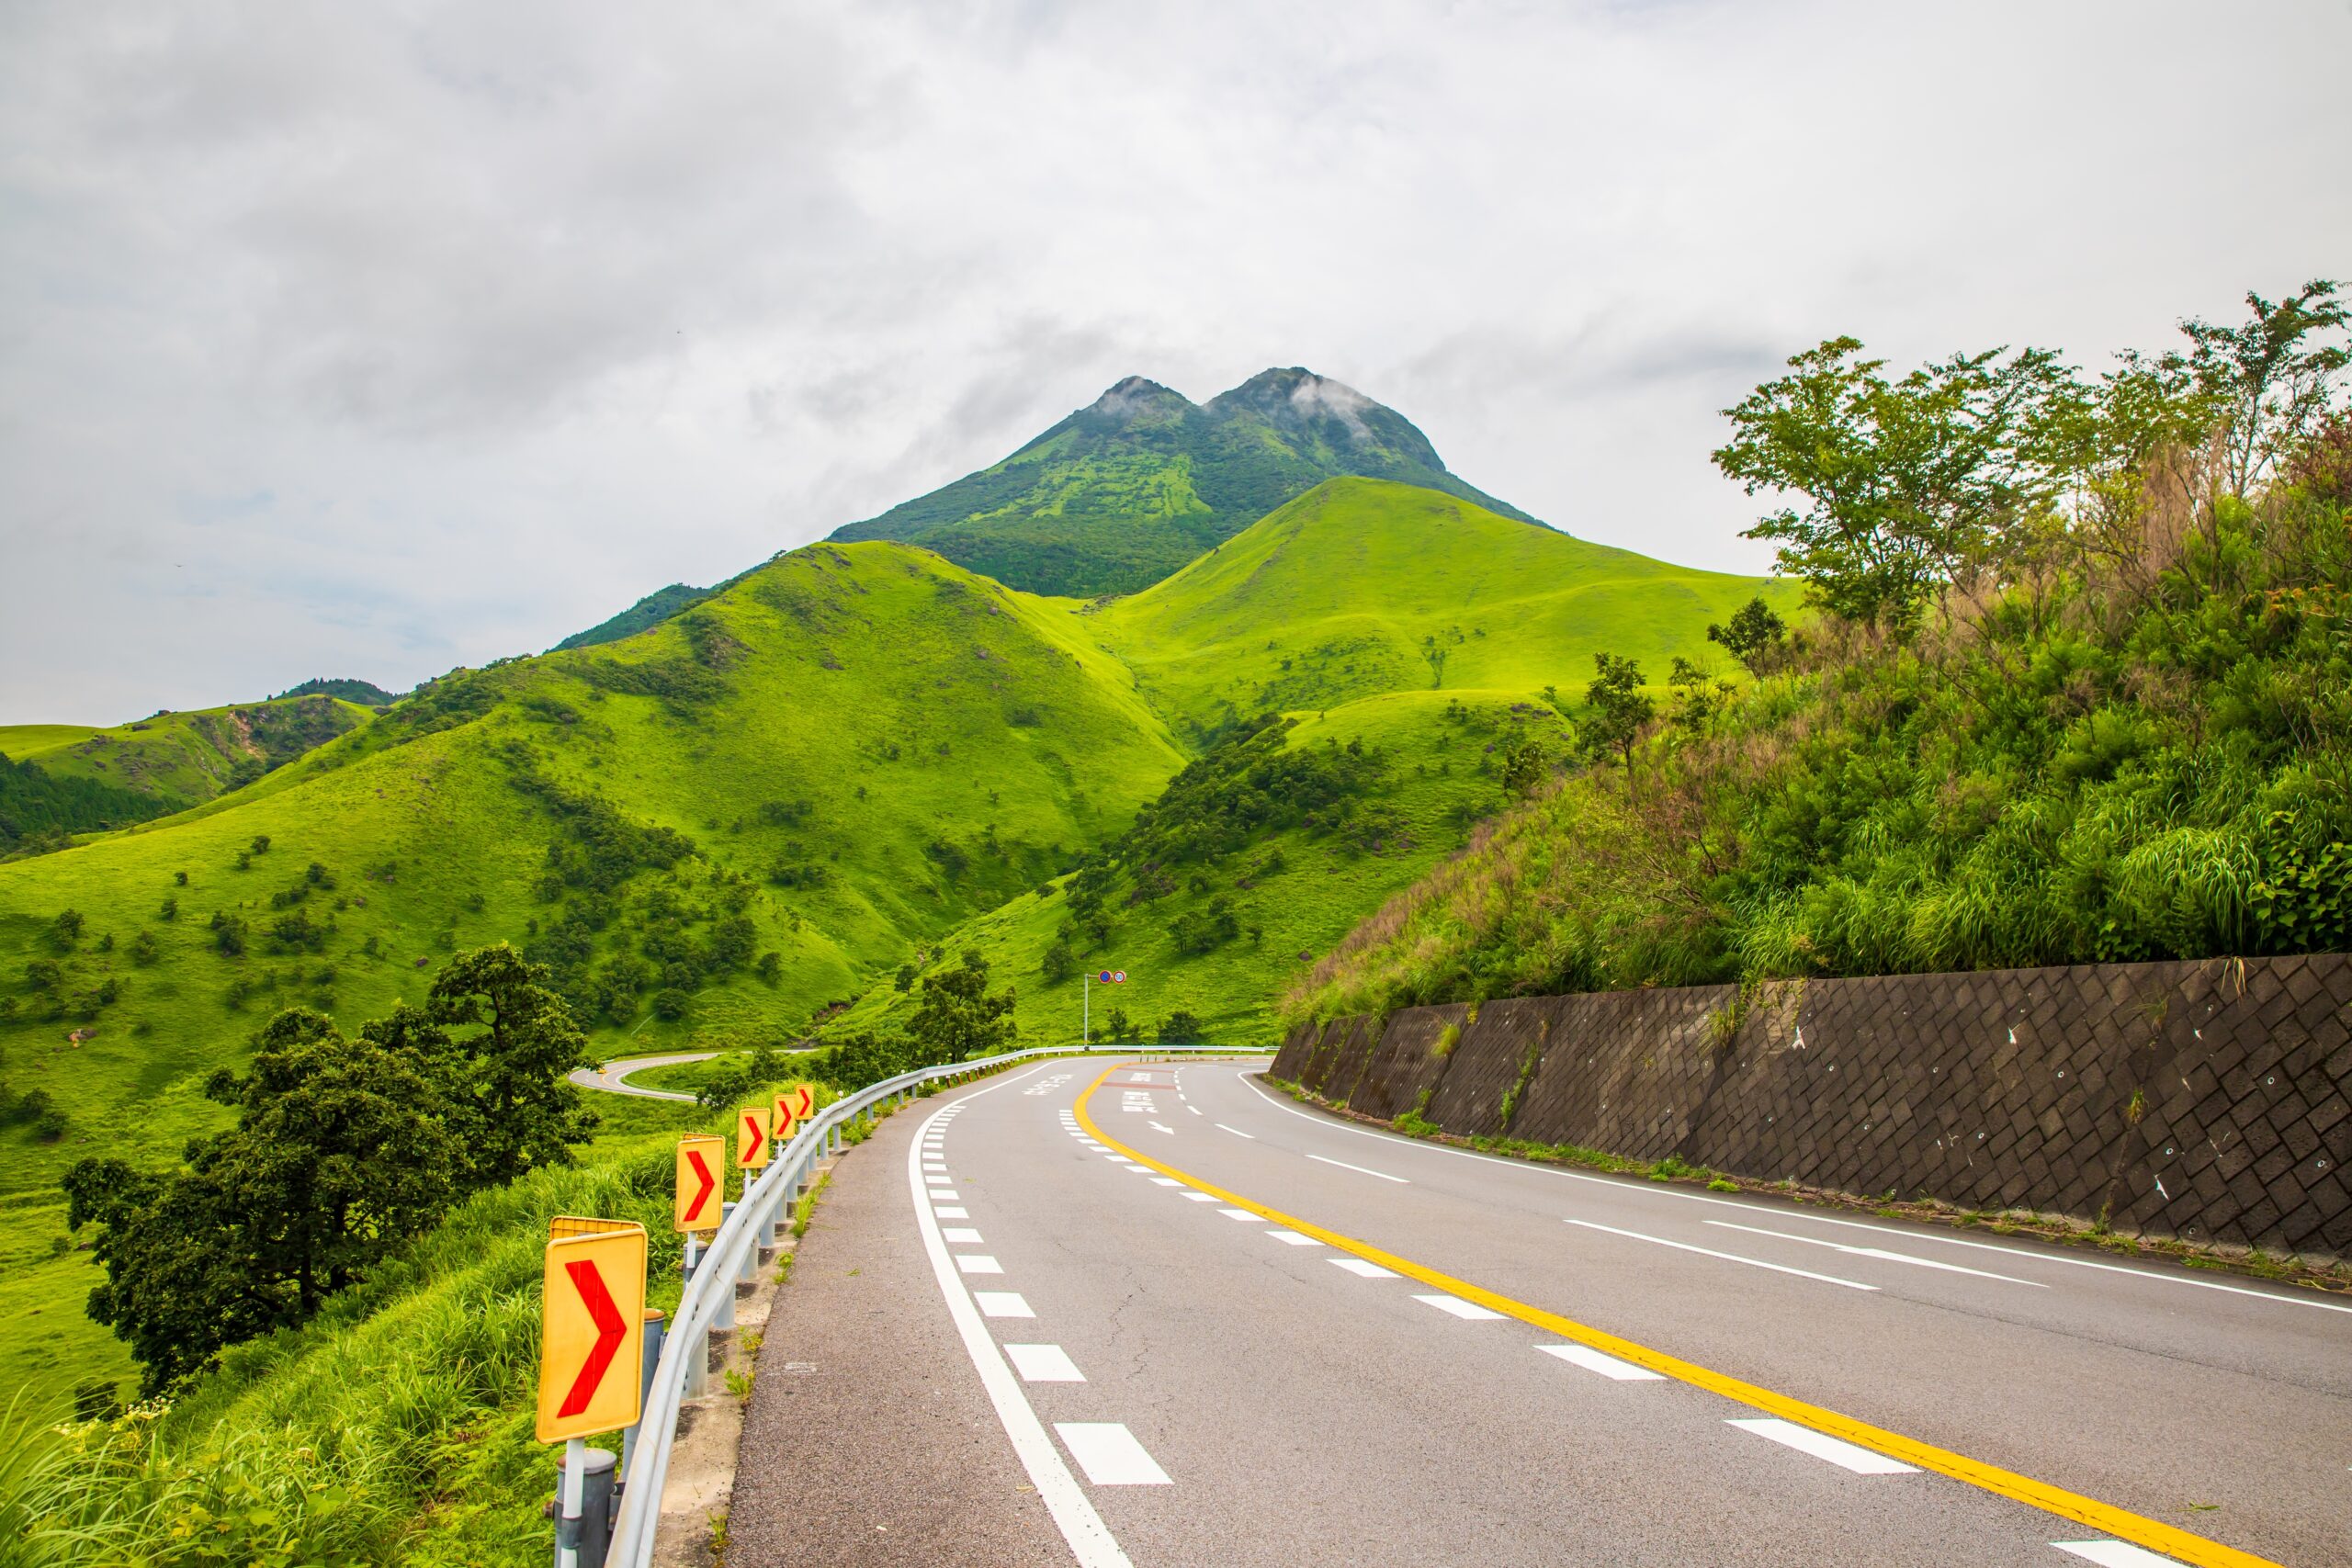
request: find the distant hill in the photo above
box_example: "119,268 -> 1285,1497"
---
274,678 -> 401,706
823,478 -> 1802,1048
552,583 -> 712,651
0,694 -> 375,832
830,367 -> 1535,597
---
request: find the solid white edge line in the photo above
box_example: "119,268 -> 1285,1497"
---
1566,1219 -> 1878,1291
1306,1152 -> 1408,1184
908,1070 -> 1133,1566
1236,1071 -> 2352,1316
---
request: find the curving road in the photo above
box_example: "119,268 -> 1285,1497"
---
723,1055 -> 2352,1568
568,1051 -> 717,1102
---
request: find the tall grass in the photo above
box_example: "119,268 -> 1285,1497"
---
0,1134 -> 686,1566
1289,434 -> 2352,1021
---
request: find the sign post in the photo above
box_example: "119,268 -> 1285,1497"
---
536,1219 -> 648,1568
1084,968 -> 1126,1044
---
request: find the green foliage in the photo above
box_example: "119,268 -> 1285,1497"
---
1707,597 -> 1789,675
274,677 -> 401,706
60,946 -> 595,1395
0,751 -> 174,853
1580,654 -> 1653,772
550,582 -> 712,652
1296,391 -> 2352,1020
1156,1009 -> 1204,1044
905,949 -> 1015,1063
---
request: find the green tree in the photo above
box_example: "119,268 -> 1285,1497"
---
2182,278 -> 2347,495
1705,597 -> 1788,675
1712,337 -> 2075,633
1580,653 -> 1655,778
423,944 -> 598,1188
65,1008 -> 460,1392
906,948 -> 1015,1063
1499,739 -> 1548,797
1157,1010 -> 1205,1044
1039,942 -> 1076,985
1102,1006 -> 1139,1044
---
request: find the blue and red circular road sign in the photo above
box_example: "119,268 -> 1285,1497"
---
1096,970 -> 1127,983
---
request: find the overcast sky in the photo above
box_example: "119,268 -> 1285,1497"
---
4,1 -> 2347,722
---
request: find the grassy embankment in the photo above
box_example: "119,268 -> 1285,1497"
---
1287,445 -> 2352,1020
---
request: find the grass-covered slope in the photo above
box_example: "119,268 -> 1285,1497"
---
1288,440 -> 2352,1021
827,479 -> 1798,1047
831,368 -> 1534,598
1,694 -> 373,818
0,539 -> 1182,1409
1091,477 -> 1798,742
549,582 -> 712,652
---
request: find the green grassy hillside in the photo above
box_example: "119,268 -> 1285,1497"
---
831,368 -> 1534,597
0,694 -> 374,817
826,479 -> 1799,1047
0,540 -> 1182,1409
549,582 -> 712,652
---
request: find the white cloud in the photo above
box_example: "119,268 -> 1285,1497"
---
3,0 -> 2346,718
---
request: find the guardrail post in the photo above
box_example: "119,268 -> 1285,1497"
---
716,1204 -> 740,1330
619,1309 -> 664,1474
551,1438 -> 616,1568
682,1235 -> 709,1399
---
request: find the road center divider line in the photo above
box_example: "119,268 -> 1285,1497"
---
1075,1065 -> 2276,1568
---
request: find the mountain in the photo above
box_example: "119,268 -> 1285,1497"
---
274,678 -> 401,707
822,478 -> 1802,1048
830,368 -> 1536,597
552,582 -> 713,651
0,694 -> 375,836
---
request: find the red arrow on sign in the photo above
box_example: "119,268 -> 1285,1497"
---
790,1085 -> 814,1120
741,1111 -> 767,1162
683,1149 -> 716,1223
557,1258 -> 627,1417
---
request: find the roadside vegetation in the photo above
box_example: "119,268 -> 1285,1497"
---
1292,281 -> 2352,1018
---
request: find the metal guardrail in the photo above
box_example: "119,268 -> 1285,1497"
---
604,1043 -> 1261,1566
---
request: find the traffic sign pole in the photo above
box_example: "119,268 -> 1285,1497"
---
557,1436 -> 586,1568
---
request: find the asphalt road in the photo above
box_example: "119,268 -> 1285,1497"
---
567,1051 -> 715,1101
729,1056 -> 2352,1568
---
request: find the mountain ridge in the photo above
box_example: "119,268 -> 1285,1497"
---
831,367 -> 1537,596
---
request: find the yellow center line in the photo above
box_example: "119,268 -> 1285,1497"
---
1074,1065 -> 2277,1568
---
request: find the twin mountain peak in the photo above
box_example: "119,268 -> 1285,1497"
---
564,367 -> 1543,648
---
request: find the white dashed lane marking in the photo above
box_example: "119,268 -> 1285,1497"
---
1306,1153 -> 1407,1184
1218,1208 -> 1265,1223
1264,1230 -> 1319,1247
1726,1417 -> 1920,1474
1004,1343 -> 1087,1383
943,1227 -> 983,1244
1538,1344 -> 1665,1382
1567,1220 -> 1877,1292
1703,1220 -> 2047,1287
1215,1123 -> 1255,1139
956,1255 -> 1004,1275
1057,1423 -> 1171,1486
2051,1542 -> 2188,1566
933,1206 -> 968,1219
973,1292 -> 1034,1318
1414,1294 -> 1505,1321
1330,1258 -> 1398,1278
